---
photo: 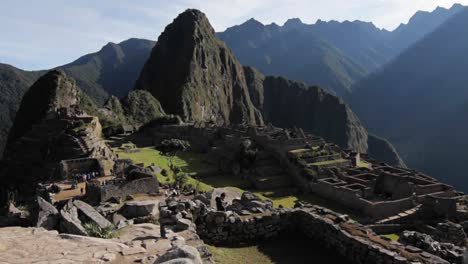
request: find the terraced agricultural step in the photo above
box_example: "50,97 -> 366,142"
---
255,166 -> 284,177
253,174 -> 292,190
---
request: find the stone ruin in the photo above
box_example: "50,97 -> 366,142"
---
1,103 -> 116,204
159,190 -> 451,264
85,162 -> 160,205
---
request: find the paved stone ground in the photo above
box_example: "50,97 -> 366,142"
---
0,224 -> 199,264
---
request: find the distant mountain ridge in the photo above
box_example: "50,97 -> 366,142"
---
218,3 -> 464,97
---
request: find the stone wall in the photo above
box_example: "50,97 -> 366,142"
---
293,208 -> 449,264
85,177 -> 159,205
60,158 -> 104,179
195,210 -> 292,245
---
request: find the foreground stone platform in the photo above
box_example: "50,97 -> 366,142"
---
0,224 -> 203,264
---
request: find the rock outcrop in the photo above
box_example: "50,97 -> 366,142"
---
59,201 -> 87,236
73,200 -> 113,229
261,75 -> 368,152
135,9 -> 262,126
6,70 -> 80,144
119,200 -> 158,219
121,90 -> 165,125
34,197 -> 59,230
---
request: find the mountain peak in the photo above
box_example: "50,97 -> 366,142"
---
174,9 -> 210,27
135,9 -> 262,125
241,18 -> 264,28
283,18 -> 304,27
6,70 -> 81,143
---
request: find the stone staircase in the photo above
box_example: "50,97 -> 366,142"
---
376,205 -> 422,224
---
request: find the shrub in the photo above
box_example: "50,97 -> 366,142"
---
174,172 -> 188,187
83,223 -> 116,239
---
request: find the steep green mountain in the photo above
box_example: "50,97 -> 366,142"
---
350,7 -> 468,190
61,38 -> 155,101
121,90 -> 165,125
135,9 -> 263,126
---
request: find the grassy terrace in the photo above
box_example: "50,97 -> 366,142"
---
113,143 -> 300,208
310,158 -> 348,166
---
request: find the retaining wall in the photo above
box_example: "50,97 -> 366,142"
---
194,206 -> 449,264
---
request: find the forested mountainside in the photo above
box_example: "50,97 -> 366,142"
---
350,7 -> 468,190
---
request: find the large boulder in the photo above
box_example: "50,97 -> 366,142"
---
154,245 -> 202,264
159,259 -> 194,264
35,196 -> 59,230
59,200 -> 87,236
119,200 -> 158,219
73,200 -> 113,229
175,218 -> 194,232
7,203 -> 23,217
240,192 -> 260,204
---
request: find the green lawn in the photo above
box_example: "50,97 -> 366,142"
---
357,160 -> 372,168
113,142 -> 303,208
114,145 -> 213,192
207,245 -> 272,264
310,159 -> 348,166
207,235 -> 348,264
382,233 -> 400,241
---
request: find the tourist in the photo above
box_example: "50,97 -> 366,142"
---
160,223 -> 167,239
80,188 -> 84,195
215,193 -> 227,211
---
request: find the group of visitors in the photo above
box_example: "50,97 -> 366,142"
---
72,171 -> 101,182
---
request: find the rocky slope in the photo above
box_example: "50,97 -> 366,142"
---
121,90 -> 166,125
6,70 -> 81,143
62,38 -> 155,101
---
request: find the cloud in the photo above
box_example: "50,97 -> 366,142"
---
0,0 -> 463,70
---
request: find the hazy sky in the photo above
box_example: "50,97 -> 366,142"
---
0,0 -> 463,70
